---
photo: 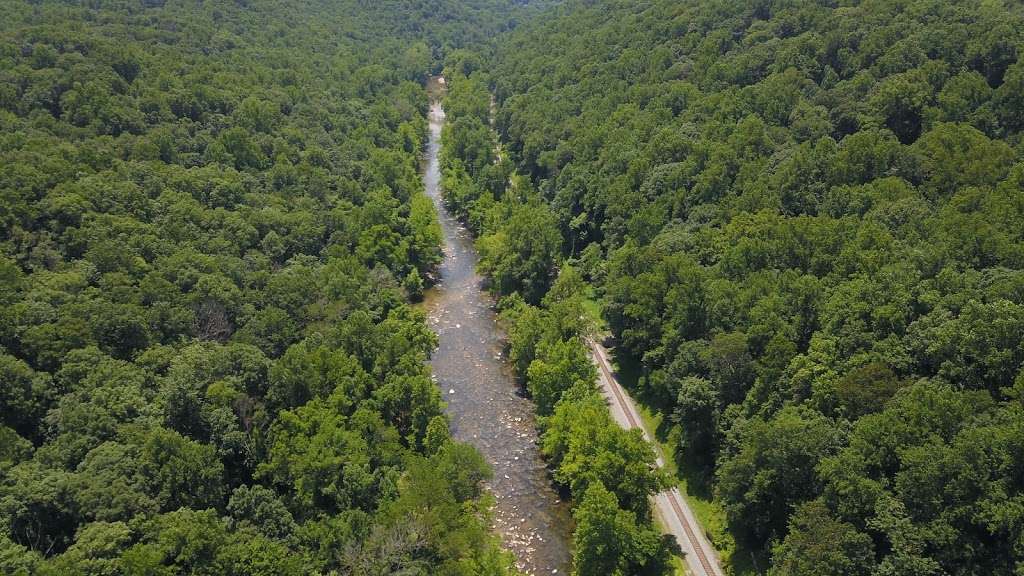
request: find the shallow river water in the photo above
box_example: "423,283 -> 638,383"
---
421,87 -> 573,575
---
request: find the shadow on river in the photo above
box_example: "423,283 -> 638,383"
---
421,77 -> 573,575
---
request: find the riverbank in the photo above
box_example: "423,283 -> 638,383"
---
420,78 -> 573,576
436,68 -> 681,575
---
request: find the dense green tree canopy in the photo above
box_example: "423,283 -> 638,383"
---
0,0 -> 534,573
6,0 -> 1024,573
444,0 -> 1024,573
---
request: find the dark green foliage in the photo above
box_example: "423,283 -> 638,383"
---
6,0 -> 1023,572
770,500 -> 875,576
482,0 -> 1024,572
716,406 -> 842,547
671,376 -> 719,471
816,381 -> 1024,576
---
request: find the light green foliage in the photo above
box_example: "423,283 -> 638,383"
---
134,427 -> 225,512
0,0 -> 521,571
573,481 -> 671,576
41,521 -> 134,576
119,508 -> 305,576
477,201 -> 562,305
542,392 -> 669,519
347,441 -> 514,576
526,337 -> 595,416
226,485 -> 297,542
70,441 -> 157,523
441,73 -> 564,304
257,403 -> 403,517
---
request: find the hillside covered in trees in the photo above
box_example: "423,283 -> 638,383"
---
5,0 -> 1024,574
440,0 -> 1024,574
0,0 -> 541,574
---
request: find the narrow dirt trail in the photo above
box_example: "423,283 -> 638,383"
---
421,80 -> 573,576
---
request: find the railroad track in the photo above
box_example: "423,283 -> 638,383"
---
587,338 -> 724,576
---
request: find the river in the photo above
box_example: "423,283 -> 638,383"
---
421,79 -> 573,575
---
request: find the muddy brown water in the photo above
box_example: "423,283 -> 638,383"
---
421,82 -> 573,575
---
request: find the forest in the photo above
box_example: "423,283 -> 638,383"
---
0,0 -> 537,574
438,0 -> 1024,574
3,0 -> 1024,575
